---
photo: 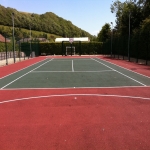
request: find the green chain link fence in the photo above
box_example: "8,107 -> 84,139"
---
102,32 -> 150,65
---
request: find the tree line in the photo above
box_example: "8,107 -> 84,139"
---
0,5 -> 94,41
97,0 -> 150,42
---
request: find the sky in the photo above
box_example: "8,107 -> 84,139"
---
0,0 -> 125,36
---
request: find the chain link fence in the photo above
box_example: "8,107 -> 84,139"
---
0,35 -> 39,66
102,32 -> 150,65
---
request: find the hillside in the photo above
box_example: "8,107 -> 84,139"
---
0,5 -> 94,40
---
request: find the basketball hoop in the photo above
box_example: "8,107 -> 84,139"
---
69,38 -> 74,44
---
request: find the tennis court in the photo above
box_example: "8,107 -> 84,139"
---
0,56 -> 150,150
0,57 -> 150,89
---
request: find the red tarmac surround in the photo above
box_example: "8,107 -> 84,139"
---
0,55 -> 150,150
0,56 -> 46,78
97,56 -> 150,77
0,87 -> 150,102
0,88 -> 150,150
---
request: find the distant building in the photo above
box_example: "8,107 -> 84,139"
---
18,38 -> 49,43
0,34 -> 10,43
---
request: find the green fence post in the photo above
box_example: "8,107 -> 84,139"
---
19,41 -> 21,61
5,35 -> 8,65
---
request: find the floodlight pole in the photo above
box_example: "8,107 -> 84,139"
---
12,13 -> 16,63
127,0 -> 133,61
128,11 -> 131,61
29,24 -> 32,58
111,22 -> 113,58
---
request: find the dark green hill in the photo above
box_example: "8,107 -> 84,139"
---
0,5 -> 94,40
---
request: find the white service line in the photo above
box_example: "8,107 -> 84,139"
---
0,59 -> 54,89
72,60 -> 74,72
31,70 -> 113,73
91,58 -> 147,86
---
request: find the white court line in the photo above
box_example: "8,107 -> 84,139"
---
72,60 -> 74,72
0,93 -> 150,104
0,58 -> 48,79
0,59 -> 54,89
31,70 -> 113,73
96,57 -> 150,79
52,58 -> 93,61
1,85 -> 150,90
91,58 -> 147,86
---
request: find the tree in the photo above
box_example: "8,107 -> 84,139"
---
97,23 -> 111,42
0,4 -> 94,40
110,0 -> 143,35
140,17 -> 150,33
138,0 -> 150,19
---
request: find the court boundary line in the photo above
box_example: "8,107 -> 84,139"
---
0,93 -> 150,104
0,59 -> 54,89
0,58 -> 48,79
1,85 -> 150,90
91,58 -> 147,86
96,57 -> 150,79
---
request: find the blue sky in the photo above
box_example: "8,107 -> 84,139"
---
0,0 -> 125,36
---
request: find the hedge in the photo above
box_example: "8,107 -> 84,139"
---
39,42 -> 103,55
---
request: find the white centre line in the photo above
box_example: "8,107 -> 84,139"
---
72,60 -> 74,72
91,58 -> 147,86
0,59 -> 54,89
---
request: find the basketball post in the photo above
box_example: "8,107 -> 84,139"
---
62,41 -> 64,56
69,38 -> 74,56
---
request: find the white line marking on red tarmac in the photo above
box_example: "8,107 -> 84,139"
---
0,94 -> 150,104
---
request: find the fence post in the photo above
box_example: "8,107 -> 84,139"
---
19,41 -> 21,61
5,35 -> 8,65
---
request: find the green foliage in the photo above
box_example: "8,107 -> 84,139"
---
0,41 -> 19,52
39,42 -> 103,55
110,0 -> 144,35
0,5 -> 94,40
140,17 -> 150,33
97,23 -> 111,42
0,24 -> 62,42
100,0 -> 150,63
0,42 -> 5,52
110,0 -> 150,36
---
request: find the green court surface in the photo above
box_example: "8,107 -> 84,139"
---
0,58 -> 150,89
